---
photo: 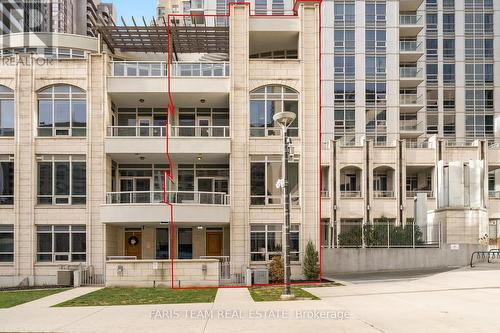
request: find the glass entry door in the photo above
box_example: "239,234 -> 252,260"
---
138,118 -> 151,137
197,117 -> 211,137
197,178 -> 214,204
120,178 -> 151,203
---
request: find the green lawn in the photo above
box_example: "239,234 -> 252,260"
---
0,288 -> 69,308
55,287 -> 218,307
248,285 -> 321,302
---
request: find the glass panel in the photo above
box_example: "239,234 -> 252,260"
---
72,100 -> 86,128
178,228 -> 192,259
54,100 -> 70,128
156,228 -> 169,259
72,162 -> 86,196
0,100 -> 14,136
38,163 -> 52,196
55,162 -> 70,196
37,233 -> 52,252
55,233 -> 69,252
0,232 -> 14,253
71,233 -> 86,253
267,161 -> 282,204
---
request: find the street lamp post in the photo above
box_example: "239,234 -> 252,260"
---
273,111 -> 296,301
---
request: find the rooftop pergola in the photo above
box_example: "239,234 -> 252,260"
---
96,16 -> 229,59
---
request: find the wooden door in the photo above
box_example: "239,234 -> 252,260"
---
125,232 -> 142,259
206,232 -> 223,256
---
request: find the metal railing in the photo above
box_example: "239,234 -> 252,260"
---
107,126 -> 167,137
399,40 -> 423,52
373,191 -> 395,198
110,61 -> 230,77
337,222 -> 441,248
340,191 -> 362,198
400,67 -> 423,78
406,140 -> 430,149
0,195 -> 14,205
406,190 -> 433,198
171,126 -> 230,137
489,191 -> 500,199
400,94 -> 423,105
400,15 -> 423,25
106,126 -> 230,138
200,256 -> 230,280
445,138 -> 477,147
79,264 -> 105,286
106,191 -> 230,205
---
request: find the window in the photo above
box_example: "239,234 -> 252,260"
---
365,2 -> 386,24
426,14 -> 438,34
251,155 -> 299,205
465,63 -> 494,85
443,39 -> 455,59
250,86 -> 299,137
334,2 -> 355,23
37,85 -> 86,137
444,114 -> 456,137
178,228 -> 192,259
0,156 -> 14,205
250,224 -> 299,262
37,155 -> 86,205
156,228 -> 169,259
443,90 -> 456,111
334,109 -> 355,140
426,63 -> 438,85
334,30 -> 355,52
0,225 -> 14,262
426,39 -> 438,59
443,14 -> 455,33
366,56 -> 386,78
443,0 -> 454,9
334,82 -> 355,104
0,86 -> 14,137
443,64 -> 455,85
36,225 -> 86,262
334,56 -> 355,78
365,30 -> 386,52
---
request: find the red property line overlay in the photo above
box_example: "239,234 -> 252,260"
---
164,0 -> 324,289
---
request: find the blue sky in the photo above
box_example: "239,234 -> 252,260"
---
106,0 -> 158,25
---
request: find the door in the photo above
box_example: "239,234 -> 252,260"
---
197,178 -> 214,204
135,178 -> 151,203
138,117 -> 151,137
206,232 -> 223,256
197,117 -> 211,137
125,232 -> 142,259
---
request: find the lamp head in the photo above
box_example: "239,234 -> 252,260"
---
273,111 -> 296,128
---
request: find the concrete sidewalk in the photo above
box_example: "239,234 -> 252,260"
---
14,287 -> 102,309
1,267 -> 500,332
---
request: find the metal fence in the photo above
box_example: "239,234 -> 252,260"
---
79,264 -> 105,286
332,222 -> 441,248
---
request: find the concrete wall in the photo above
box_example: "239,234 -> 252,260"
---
105,259 -> 220,288
322,244 -> 483,275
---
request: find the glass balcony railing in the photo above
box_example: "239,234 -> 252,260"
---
399,41 -> 423,52
106,191 -> 230,205
111,62 -> 230,77
400,94 -> 423,105
400,120 -> 423,131
106,126 -> 230,138
400,15 -> 423,25
340,191 -> 362,198
373,191 -> 395,198
400,67 -> 423,78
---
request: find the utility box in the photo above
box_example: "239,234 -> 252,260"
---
253,268 -> 269,285
57,270 -> 74,286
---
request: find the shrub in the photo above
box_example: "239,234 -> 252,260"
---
303,241 -> 320,280
268,256 -> 284,283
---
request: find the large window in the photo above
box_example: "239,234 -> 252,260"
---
37,155 -> 86,205
250,156 -> 299,206
37,85 -> 86,137
250,86 -> 299,137
0,86 -> 14,137
36,225 -> 86,262
0,156 -> 14,205
0,225 -> 14,262
250,224 -> 299,262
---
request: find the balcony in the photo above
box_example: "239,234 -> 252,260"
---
100,191 -> 230,224
400,120 -> 424,138
400,94 -> 424,113
340,191 -> 362,198
107,61 -> 230,97
400,67 -> 424,88
399,15 -> 423,37
105,125 -> 231,158
399,41 -> 424,62
373,191 -> 395,198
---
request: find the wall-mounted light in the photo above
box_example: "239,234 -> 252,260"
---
197,226 -> 203,230
200,99 -> 206,104
197,154 -> 202,161
139,99 -> 145,103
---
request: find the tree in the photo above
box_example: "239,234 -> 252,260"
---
303,240 -> 319,280
268,256 -> 284,283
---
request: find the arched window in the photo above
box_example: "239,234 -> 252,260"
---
0,85 -> 14,137
37,85 -> 86,137
250,85 -> 299,137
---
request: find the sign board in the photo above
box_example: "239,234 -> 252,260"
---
450,244 -> 460,250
